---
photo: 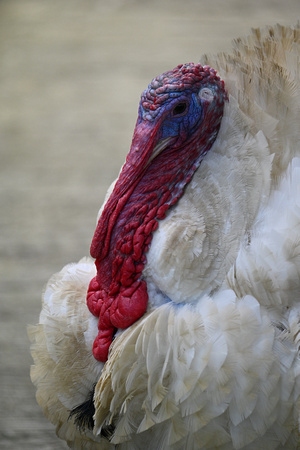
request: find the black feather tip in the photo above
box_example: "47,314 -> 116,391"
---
69,384 -> 96,432
68,384 -> 116,440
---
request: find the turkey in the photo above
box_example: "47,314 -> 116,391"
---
29,24 -> 300,449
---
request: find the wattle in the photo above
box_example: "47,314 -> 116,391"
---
86,145 -> 199,362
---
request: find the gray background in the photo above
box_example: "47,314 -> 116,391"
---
1,1 -> 299,448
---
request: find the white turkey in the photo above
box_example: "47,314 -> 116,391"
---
29,24 -> 300,449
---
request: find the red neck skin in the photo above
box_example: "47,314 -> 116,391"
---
87,119 -> 220,362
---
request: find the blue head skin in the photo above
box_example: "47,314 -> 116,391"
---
133,63 -> 227,160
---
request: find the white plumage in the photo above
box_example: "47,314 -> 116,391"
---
29,24 -> 300,449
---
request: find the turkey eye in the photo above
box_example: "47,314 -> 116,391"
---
172,102 -> 187,116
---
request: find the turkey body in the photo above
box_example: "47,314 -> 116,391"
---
29,24 -> 300,449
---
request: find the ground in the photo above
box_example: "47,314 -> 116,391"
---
0,0 -> 299,448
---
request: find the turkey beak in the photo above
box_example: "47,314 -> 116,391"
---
116,119 -> 173,193
127,119 -> 173,171
147,135 -> 174,166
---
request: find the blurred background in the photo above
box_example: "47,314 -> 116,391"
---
0,0 -> 299,448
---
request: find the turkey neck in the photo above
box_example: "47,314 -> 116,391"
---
93,136 -> 211,293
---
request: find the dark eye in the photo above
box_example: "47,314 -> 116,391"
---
172,102 -> 187,116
